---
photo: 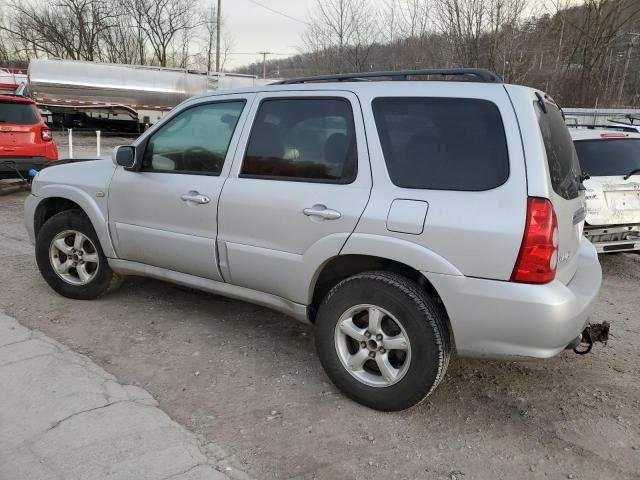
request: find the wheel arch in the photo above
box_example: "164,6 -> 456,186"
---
33,185 -> 115,257
34,197 -> 82,237
308,254 -> 456,349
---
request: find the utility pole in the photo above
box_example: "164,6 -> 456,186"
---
258,51 -> 271,79
215,0 -> 221,72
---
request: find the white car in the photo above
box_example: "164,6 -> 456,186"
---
570,128 -> 640,252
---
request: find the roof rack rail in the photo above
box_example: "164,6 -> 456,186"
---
273,68 -> 502,85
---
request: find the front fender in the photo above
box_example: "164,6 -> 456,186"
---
32,184 -> 115,258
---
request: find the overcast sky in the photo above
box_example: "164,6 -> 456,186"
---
220,0 -> 312,68
25,0 -> 583,70
210,0 -> 560,69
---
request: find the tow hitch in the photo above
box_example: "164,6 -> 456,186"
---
568,321 -> 610,355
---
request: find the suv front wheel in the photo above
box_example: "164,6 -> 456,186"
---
315,271 -> 450,411
35,210 -> 121,300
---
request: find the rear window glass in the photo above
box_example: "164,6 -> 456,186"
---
372,97 -> 509,190
0,102 -> 39,124
535,102 -> 580,199
574,139 -> 640,177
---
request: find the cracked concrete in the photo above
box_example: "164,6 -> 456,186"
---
0,312 -> 250,480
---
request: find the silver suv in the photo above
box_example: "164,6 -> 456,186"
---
24,69 -> 602,411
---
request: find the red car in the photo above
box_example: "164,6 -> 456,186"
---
0,94 -> 58,179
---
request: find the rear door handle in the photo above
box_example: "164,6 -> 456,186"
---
303,205 -> 341,220
180,191 -> 210,204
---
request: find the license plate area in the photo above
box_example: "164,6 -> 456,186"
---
604,190 -> 640,211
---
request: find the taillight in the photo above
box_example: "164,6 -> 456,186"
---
600,133 -> 626,138
41,127 -> 53,142
511,197 -> 558,284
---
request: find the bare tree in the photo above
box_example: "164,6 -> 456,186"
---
398,0 -> 431,38
2,0 -> 116,61
546,0 -> 640,105
380,0 -> 399,44
201,3 -> 219,73
120,0 -> 197,67
433,0 -> 486,67
217,31 -> 235,72
304,0 -> 379,73
485,0 -> 527,71
99,0 -> 143,64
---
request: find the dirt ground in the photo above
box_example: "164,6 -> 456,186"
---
0,186 -> 638,480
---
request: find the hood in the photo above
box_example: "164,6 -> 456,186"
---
41,157 -> 103,169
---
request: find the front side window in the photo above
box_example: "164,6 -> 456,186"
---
372,97 -> 509,191
241,98 -> 357,183
142,101 -> 245,175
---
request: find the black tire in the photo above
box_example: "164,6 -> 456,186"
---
35,210 -> 121,300
315,271 -> 450,411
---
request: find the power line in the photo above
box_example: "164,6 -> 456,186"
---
227,52 -> 297,56
244,0 -> 310,25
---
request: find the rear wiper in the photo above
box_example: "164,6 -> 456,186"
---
578,171 -> 590,191
535,92 -> 547,114
624,168 -> 640,180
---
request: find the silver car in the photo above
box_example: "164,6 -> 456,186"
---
24,69 -> 602,411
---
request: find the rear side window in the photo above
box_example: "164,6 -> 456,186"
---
0,102 -> 39,124
241,98 -> 357,183
574,139 -> 640,177
372,97 -> 509,191
535,102 -> 580,199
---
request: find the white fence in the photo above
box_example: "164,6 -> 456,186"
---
66,129 -> 102,158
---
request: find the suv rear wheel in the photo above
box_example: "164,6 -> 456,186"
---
36,210 -> 121,299
315,271 -> 450,411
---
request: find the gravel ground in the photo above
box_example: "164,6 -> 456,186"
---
0,189 -> 638,480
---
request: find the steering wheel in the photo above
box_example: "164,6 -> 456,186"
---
182,146 -> 213,171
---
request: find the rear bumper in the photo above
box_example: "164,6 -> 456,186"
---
425,237 -> 602,359
584,225 -> 640,253
0,156 -> 51,179
591,239 -> 640,253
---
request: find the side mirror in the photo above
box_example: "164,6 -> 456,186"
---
112,145 -> 136,169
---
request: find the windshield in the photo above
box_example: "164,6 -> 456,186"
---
0,102 -> 40,124
574,139 -> 640,177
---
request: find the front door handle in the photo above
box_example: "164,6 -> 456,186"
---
303,205 -> 341,220
181,191 -> 210,204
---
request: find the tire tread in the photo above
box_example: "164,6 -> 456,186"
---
317,271 -> 451,409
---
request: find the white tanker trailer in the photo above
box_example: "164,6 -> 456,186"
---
27,59 -> 261,130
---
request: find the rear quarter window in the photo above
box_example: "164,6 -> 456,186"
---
535,101 -> 580,200
0,102 -> 40,124
372,97 -> 509,191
